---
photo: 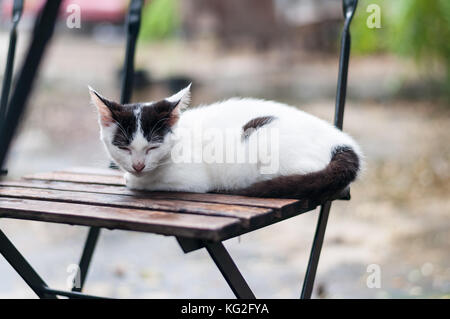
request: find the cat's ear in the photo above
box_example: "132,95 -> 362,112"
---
88,86 -> 119,127
165,83 -> 191,111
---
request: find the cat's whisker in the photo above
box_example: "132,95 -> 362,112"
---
148,116 -> 169,141
111,119 -> 129,141
148,160 -> 173,170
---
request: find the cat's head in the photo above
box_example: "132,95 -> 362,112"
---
89,84 -> 191,175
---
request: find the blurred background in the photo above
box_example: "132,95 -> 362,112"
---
0,0 -> 449,298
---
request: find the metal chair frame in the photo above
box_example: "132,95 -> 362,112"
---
0,0 -> 358,299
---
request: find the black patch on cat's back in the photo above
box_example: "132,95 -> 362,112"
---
242,116 -> 276,141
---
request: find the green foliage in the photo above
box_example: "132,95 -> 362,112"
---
351,0 -> 450,94
390,0 -> 450,62
351,0 -> 391,54
139,0 -> 180,42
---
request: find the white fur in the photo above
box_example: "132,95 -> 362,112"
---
166,83 -> 191,109
93,85 -> 363,193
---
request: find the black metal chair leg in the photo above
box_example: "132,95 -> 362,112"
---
204,242 -> 256,299
72,227 -> 101,292
0,229 -> 56,299
300,201 -> 332,299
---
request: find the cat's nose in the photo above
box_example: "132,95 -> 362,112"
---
132,163 -> 145,173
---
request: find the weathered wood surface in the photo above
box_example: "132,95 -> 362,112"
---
0,197 -> 240,241
23,171 -> 124,185
0,185 -> 275,227
0,167 -> 317,241
3,179 -> 305,212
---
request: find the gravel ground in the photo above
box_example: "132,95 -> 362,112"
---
0,30 -> 449,298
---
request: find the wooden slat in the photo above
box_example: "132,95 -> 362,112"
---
54,168 -> 350,201
56,167 -> 123,176
23,172 -> 124,186
0,166 -> 321,240
0,197 -> 241,241
0,186 -> 275,227
20,175 -> 305,211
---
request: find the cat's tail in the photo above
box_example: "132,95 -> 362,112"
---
228,145 -> 360,204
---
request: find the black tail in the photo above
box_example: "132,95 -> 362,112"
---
229,146 -> 360,203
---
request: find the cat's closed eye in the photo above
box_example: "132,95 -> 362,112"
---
118,146 -> 131,154
146,146 -> 159,154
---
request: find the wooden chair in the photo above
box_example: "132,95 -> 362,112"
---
0,0 -> 358,299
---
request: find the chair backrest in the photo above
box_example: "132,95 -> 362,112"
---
120,0 -> 144,105
334,0 -> 358,131
0,0 -> 23,123
109,0 -> 144,169
0,0 -> 62,172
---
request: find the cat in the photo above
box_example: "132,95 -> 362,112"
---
90,84 -> 363,203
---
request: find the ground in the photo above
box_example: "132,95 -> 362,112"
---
0,30 -> 449,298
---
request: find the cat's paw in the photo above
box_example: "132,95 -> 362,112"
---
124,173 -> 146,190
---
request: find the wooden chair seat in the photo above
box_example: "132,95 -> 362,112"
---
0,167 -> 326,242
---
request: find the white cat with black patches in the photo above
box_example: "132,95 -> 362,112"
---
90,84 -> 363,203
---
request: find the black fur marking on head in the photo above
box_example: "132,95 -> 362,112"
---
225,145 -> 360,205
110,104 -> 138,147
140,100 -> 179,142
92,90 -> 121,112
242,116 -> 276,141
108,99 -> 179,147
91,90 -> 138,147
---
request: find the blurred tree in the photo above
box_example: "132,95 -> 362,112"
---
139,0 -> 180,41
351,0 -> 450,95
